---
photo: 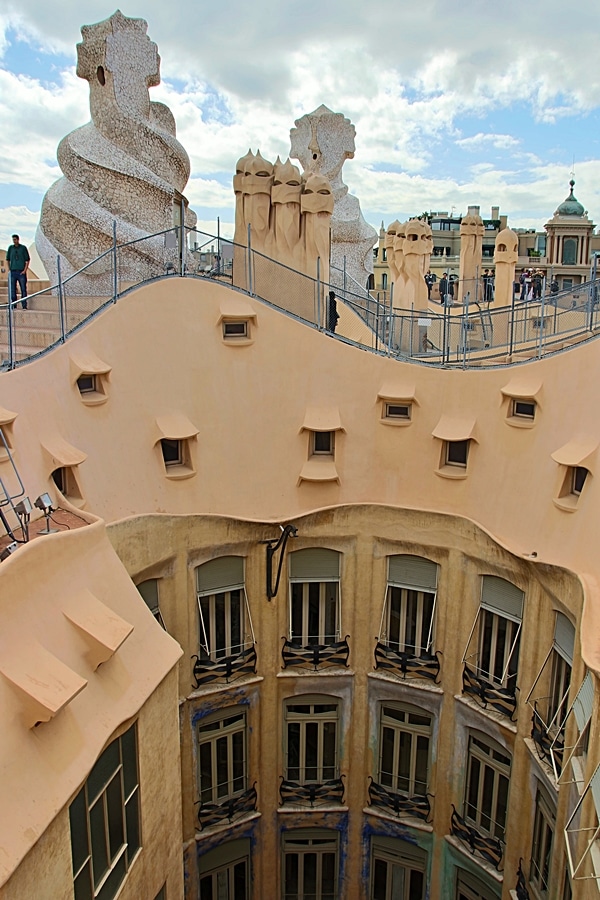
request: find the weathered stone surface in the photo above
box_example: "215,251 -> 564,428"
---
290,105 -> 377,290
36,10 -> 196,290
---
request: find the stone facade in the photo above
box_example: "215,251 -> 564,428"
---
36,11 -> 196,291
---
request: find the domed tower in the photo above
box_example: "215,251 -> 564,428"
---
545,180 -> 595,290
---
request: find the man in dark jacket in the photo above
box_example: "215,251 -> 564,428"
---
6,234 -> 30,309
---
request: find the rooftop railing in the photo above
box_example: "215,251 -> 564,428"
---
2,223 -> 600,371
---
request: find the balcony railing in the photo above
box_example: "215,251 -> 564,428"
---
374,641 -> 441,683
531,703 -> 564,775
462,663 -> 517,720
450,805 -> 504,870
3,222 -> 600,373
196,783 -> 258,830
281,636 -> 350,671
191,643 -> 257,689
368,778 -> 432,823
279,776 -> 345,808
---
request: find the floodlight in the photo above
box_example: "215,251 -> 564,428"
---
35,493 -> 58,534
34,493 -> 53,514
15,497 -> 32,517
0,541 -> 18,561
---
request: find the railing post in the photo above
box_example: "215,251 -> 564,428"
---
316,257 -> 322,329
462,289 -> 469,369
112,220 -> 118,303
180,198 -> 186,276
57,255 -> 66,343
537,290 -> 546,359
6,291 -> 14,370
217,216 -> 221,275
343,255 -> 347,295
388,283 -> 394,355
509,283 -> 516,358
247,224 -> 253,297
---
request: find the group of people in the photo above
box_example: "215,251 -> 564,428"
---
517,268 -> 559,301
4,234 -> 30,309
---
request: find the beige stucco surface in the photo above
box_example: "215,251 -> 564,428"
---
0,517 -> 182,889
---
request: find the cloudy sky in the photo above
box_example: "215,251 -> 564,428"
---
1,0 -> 599,247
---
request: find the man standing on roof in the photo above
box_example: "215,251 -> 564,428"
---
6,235 -> 30,310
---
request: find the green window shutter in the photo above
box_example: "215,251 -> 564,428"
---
289,548 -> 340,581
554,612 -> 575,664
197,556 -> 244,594
481,576 -> 524,622
388,555 -> 438,590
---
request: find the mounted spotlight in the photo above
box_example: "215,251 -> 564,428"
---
34,493 -> 58,535
14,496 -> 32,542
0,541 -> 18,562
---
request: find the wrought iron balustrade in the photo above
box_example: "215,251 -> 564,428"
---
196,783 -> 257,831
367,777 -> 432,823
462,663 -> 517,720
374,641 -> 441,683
191,643 -> 257,689
279,775 -> 345,808
281,636 -> 350,671
450,805 -> 504,870
531,703 -> 564,775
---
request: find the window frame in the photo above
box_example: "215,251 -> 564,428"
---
311,430 -> 335,457
464,733 -> 511,842
512,398 -> 536,420
379,556 -> 438,657
196,557 -> 254,662
370,836 -> 426,900
199,838 -> 250,900
284,696 -> 339,785
136,578 -> 166,629
52,465 -> 83,503
197,707 -> 247,806
288,549 -> 341,647
377,703 -> 432,799
462,576 -> 523,693
529,787 -> 555,897
69,724 -> 140,900
384,402 -> 412,421
445,439 -> 469,468
282,828 -> 338,900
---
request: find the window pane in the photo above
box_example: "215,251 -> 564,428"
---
200,597 -> 211,658
305,722 -> 318,780
96,852 -> 126,900
199,874 -> 213,900
409,869 -> 424,900
466,757 -> 480,821
323,722 -> 336,780
200,741 -> 213,802
88,741 -> 119,803
69,789 -> 89,875
308,583 -> 320,643
373,858 -> 387,900
325,584 -> 337,642
125,793 -> 140,860
495,774 -> 509,838
493,616 -> 508,682
89,799 -> 109,885
322,852 -> 336,897
481,764 -> 494,832
216,736 -> 229,798
388,588 -> 401,647
405,590 -> 418,652
285,853 -> 299,898
398,731 -> 411,793
291,584 -> 303,642
215,594 -> 226,657
121,727 -> 138,799
232,730 -> 245,793
234,860 -> 247,900
415,736 -> 429,795
304,852 -> 317,895
73,865 -> 93,900
381,726 -> 395,787
106,773 -> 124,859
230,590 -> 242,653
288,723 -> 300,781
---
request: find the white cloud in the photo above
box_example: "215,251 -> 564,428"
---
0,206 -> 40,246
456,133 -> 520,151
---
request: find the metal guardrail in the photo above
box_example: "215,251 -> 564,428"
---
2,222 -> 600,371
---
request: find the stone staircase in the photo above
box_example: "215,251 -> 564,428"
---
0,281 -> 106,364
